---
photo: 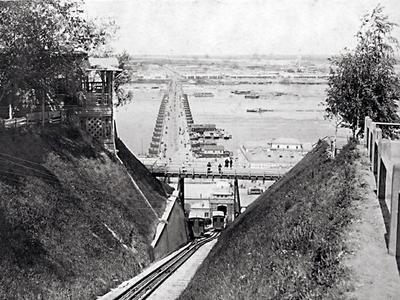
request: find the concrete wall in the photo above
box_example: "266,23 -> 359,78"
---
151,194 -> 190,261
365,117 -> 400,255
114,136 -> 189,260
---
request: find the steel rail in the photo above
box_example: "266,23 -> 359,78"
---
113,232 -> 219,300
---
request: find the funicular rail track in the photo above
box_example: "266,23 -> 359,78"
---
113,231 -> 219,300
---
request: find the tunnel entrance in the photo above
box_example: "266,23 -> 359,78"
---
217,205 -> 227,216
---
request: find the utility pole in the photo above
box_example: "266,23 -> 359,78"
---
178,175 -> 185,212
233,176 -> 241,218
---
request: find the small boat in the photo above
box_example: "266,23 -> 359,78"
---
204,131 -> 212,139
231,90 -> 251,95
193,92 -> 214,97
223,133 -> 232,139
246,108 -> 273,113
190,133 -> 200,140
245,93 -> 260,99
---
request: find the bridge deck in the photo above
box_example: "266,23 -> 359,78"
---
149,168 -> 283,180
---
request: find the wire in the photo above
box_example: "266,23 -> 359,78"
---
0,176 -> 159,211
0,151 -> 168,213
0,169 -> 61,184
0,151 -> 47,167
0,157 -> 60,180
0,169 -> 163,211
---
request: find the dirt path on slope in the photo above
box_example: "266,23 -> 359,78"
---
343,146 -> 400,299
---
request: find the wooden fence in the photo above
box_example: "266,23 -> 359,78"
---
0,110 -> 63,130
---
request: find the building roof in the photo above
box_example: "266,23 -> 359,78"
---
212,211 -> 225,217
203,145 -> 225,151
88,57 -> 121,71
271,137 -> 302,145
191,124 -> 216,129
189,211 -> 205,219
190,201 -> 211,210
212,180 -> 232,196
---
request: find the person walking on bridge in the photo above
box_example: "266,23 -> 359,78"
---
224,158 -> 229,168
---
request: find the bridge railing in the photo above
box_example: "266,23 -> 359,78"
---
146,162 -> 288,178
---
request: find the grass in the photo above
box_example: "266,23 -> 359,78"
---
0,125 -> 166,299
179,140 -> 361,300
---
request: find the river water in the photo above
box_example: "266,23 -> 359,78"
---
115,81 -> 350,208
116,82 -> 349,156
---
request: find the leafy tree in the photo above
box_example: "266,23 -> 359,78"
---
0,0 -> 112,119
325,5 -> 400,139
114,51 -> 133,107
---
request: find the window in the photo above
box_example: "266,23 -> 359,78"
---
205,212 -> 209,218
287,145 -> 289,149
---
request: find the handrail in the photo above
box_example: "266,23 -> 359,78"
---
374,122 -> 400,126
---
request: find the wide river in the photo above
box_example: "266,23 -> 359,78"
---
116,82 -> 349,156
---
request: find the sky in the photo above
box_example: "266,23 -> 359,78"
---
84,0 -> 400,56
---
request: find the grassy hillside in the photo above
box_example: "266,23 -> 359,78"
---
180,141 -> 361,299
0,126 -> 166,299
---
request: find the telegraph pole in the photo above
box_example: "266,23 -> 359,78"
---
233,176 -> 241,218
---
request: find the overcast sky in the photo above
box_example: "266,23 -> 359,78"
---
84,0 -> 400,56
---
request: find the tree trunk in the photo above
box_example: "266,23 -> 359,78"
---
333,122 -> 338,158
42,90 -> 45,127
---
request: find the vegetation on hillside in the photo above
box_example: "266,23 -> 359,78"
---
179,141 -> 361,299
325,5 -> 400,139
0,126 -> 165,299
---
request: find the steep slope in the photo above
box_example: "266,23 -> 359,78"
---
180,141 -> 361,299
0,126 -> 166,299
115,137 -> 171,215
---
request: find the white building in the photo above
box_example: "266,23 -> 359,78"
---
238,138 -> 312,169
187,201 -> 211,219
269,137 -> 304,151
202,145 -> 225,156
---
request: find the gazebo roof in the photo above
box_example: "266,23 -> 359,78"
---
87,57 -> 121,71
